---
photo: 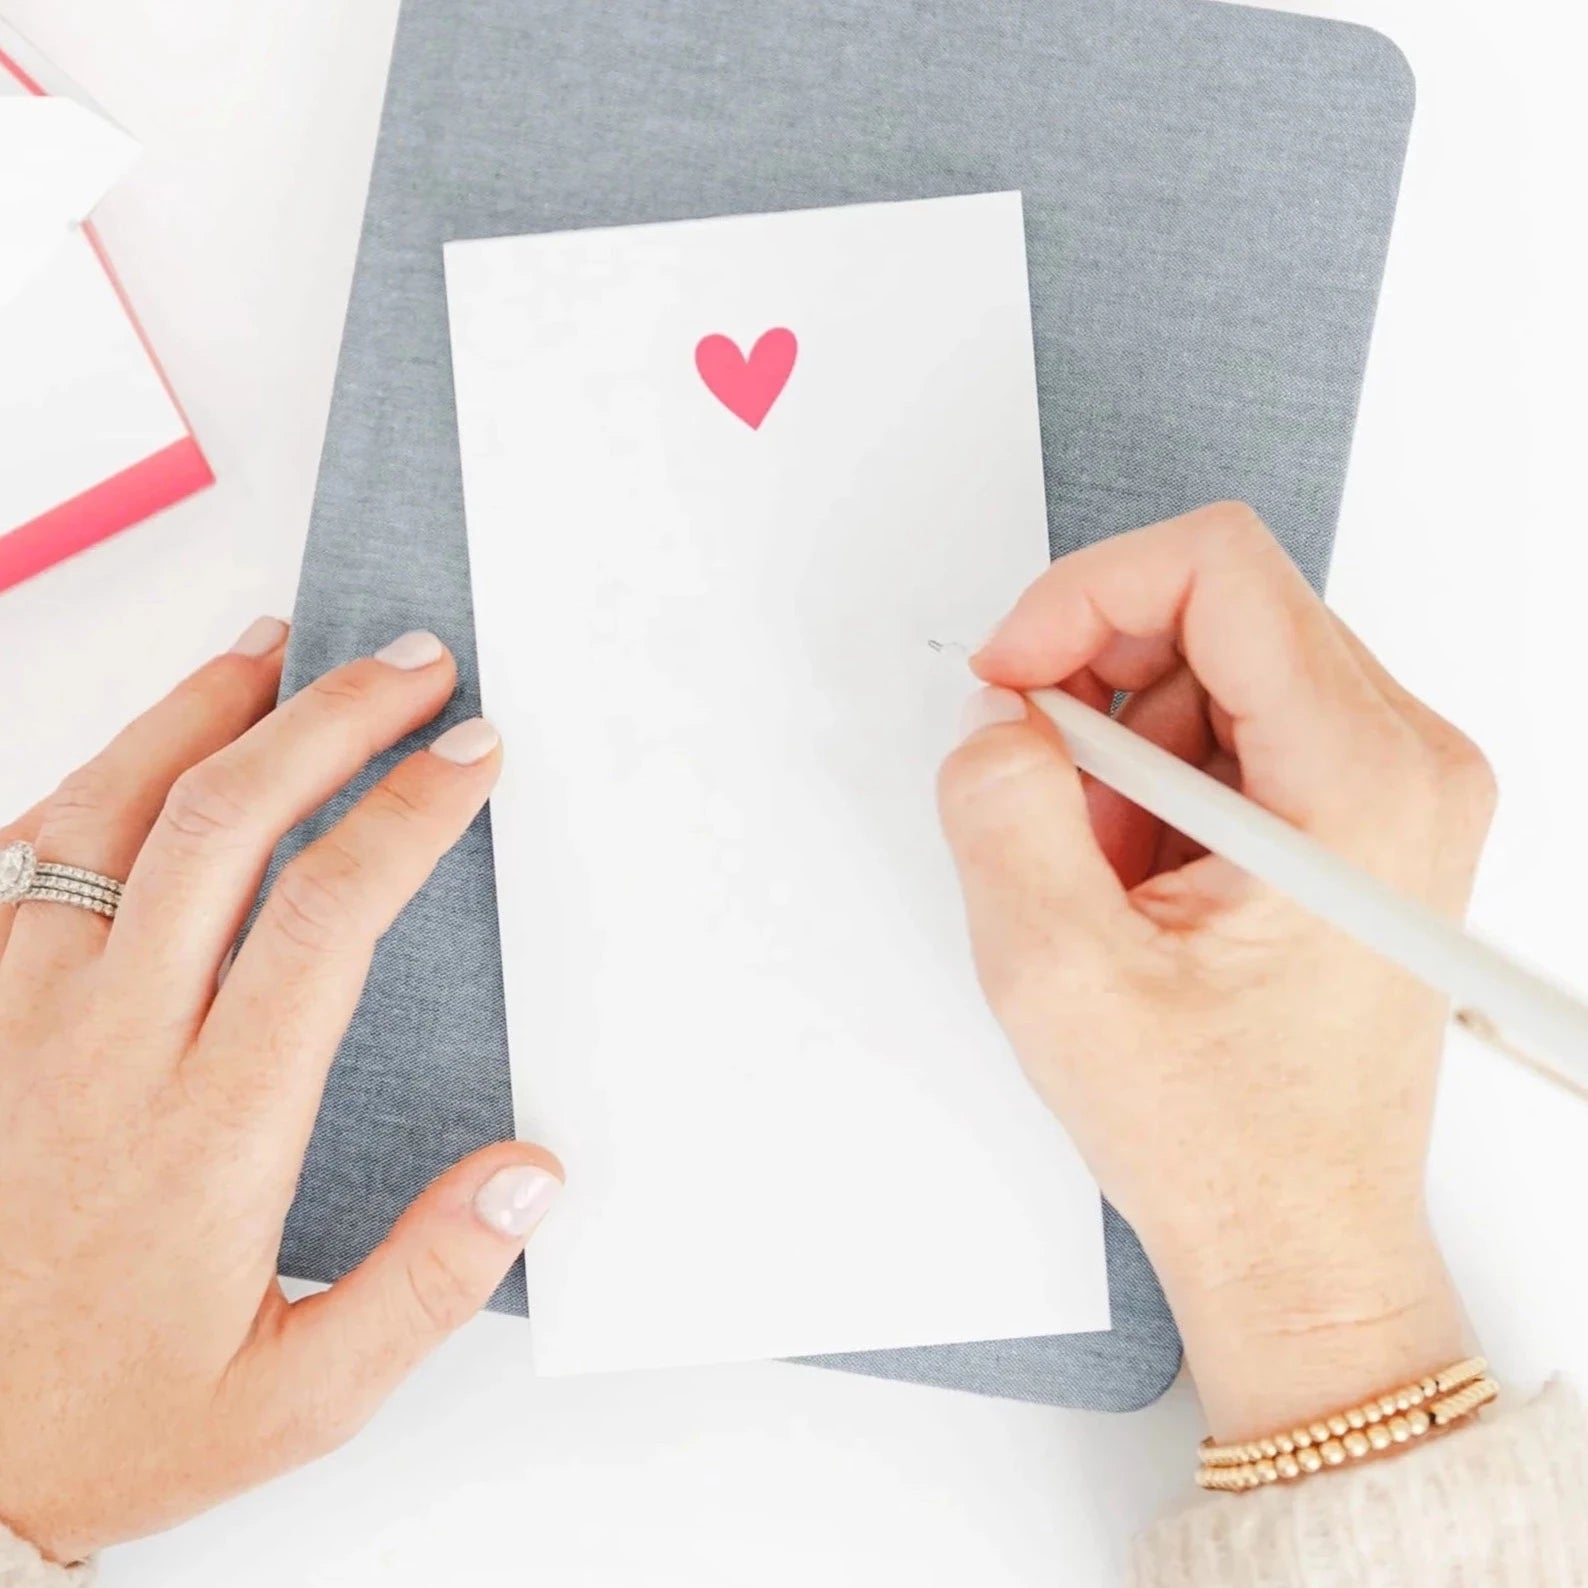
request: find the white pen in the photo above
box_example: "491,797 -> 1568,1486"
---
930,641 -> 1588,1101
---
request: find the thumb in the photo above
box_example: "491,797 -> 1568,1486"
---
254,1143 -> 563,1450
937,687 -> 1134,1017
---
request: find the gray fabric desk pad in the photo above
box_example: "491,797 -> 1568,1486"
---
273,0 -> 1413,1411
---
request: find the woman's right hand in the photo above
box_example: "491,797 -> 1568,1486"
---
937,502 -> 1492,1440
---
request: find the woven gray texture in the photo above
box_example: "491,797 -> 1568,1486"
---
274,0 -> 1413,1411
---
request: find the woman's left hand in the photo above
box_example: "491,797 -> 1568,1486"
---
0,619 -> 561,1565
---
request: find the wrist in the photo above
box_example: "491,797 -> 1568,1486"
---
1150,1216 -> 1470,1441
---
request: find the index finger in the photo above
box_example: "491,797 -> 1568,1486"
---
972,502 -> 1394,838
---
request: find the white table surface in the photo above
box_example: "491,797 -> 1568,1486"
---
2,2 -> 1585,1582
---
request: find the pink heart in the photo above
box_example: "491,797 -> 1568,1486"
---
694,328 -> 798,430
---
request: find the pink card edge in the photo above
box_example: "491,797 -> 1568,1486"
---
0,39 -> 47,95
0,437 -> 215,594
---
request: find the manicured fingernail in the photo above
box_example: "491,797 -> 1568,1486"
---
374,630 -> 445,670
959,686 -> 1028,740
229,616 -> 288,658
429,717 -> 500,765
474,1165 -> 561,1238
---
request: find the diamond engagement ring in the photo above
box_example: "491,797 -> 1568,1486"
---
0,841 -> 124,920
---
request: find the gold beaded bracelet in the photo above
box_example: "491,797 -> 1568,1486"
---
1195,1357 -> 1499,1493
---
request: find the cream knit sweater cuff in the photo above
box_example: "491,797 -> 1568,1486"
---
1129,1379 -> 1588,1587
0,1525 -> 92,1588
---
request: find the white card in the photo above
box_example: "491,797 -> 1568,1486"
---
446,192 -> 1111,1377
0,229 -> 187,533
0,39 -> 205,579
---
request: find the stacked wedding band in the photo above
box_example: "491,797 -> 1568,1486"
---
0,841 -> 124,920
1196,1357 -> 1499,1492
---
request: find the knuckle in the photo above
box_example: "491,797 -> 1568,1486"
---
188,653 -> 278,721
401,1244 -> 477,1338
936,747 -> 992,835
936,732 -> 1047,832
290,662 -> 402,759
368,774 -> 429,828
46,765 -> 116,829
306,666 -> 376,711
1429,727 -> 1498,818
195,650 -> 262,694
268,849 -> 363,954
1361,713 -> 1496,849
935,743 -> 982,822
161,761 -> 255,843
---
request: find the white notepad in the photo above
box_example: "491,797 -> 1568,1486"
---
446,192 -> 1110,1376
